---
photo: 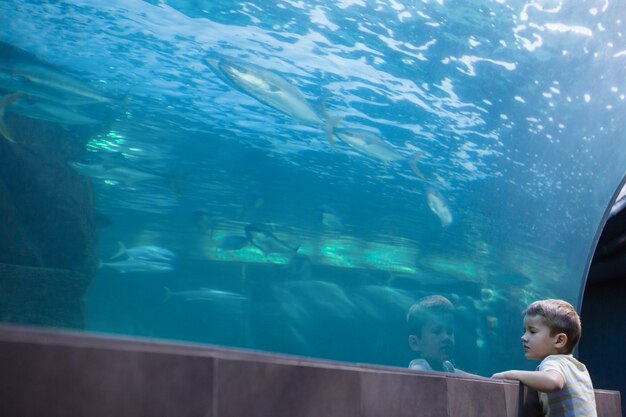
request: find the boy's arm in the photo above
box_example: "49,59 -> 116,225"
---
491,370 -> 565,392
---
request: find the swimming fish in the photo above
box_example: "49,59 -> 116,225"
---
333,128 -> 425,179
9,99 -> 103,125
426,188 -> 453,227
316,204 -> 344,231
110,242 -> 176,263
0,69 -> 106,106
99,258 -> 174,273
279,280 -> 357,320
9,61 -> 115,104
244,223 -> 299,256
335,128 -> 403,162
217,235 -> 250,251
69,160 -> 181,193
0,92 -> 25,143
205,55 -> 340,146
163,286 -> 246,302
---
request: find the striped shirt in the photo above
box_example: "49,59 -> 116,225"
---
538,354 -> 597,417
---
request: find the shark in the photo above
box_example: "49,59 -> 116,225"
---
205,55 -> 341,146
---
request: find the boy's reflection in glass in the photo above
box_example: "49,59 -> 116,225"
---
407,295 -> 464,374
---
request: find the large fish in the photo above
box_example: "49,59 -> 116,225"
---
0,92 -> 25,143
245,223 -> 299,256
0,70 -> 105,106
205,55 -> 340,145
9,62 -> 115,104
334,128 -> 425,179
9,99 -> 103,125
278,280 -> 357,320
426,188 -> 453,227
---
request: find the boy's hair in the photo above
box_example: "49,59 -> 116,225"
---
523,299 -> 581,353
407,295 -> 454,336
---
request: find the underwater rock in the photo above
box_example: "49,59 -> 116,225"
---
0,263 -> 88,328
0,100 -> 100,328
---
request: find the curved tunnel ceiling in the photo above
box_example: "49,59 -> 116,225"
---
1,0 -> 626,376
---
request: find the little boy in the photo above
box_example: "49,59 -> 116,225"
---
406,295 -> 460,373
492,299 -> 597,417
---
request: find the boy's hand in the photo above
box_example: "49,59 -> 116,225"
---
490,370 -> 564,392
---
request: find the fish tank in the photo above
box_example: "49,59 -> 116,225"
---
0,0 -> 624,378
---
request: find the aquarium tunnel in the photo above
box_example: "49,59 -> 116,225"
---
0,0 -> 625,411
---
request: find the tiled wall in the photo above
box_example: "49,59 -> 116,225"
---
0,325 -> 621,417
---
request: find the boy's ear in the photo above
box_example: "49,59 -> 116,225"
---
554,333 -> 568,349
408,335 -> 421,352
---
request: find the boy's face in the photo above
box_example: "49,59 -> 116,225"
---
411,313 -> 455,365
521,314 -> 562,360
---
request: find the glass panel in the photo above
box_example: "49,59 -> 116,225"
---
1,0 -> 623,377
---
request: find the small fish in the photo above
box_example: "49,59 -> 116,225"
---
99,258 -> 174,273
426,188 -> 453,227
0,92 -> 25,143
163,286 -> 246,302
217,235 -> 249,251
334,128 -> 403,163
244,223 -> 299,256
334,128 -> 425,179
110,242 -> 176,262
316,204 -> 344,231
205,54 -> 341,146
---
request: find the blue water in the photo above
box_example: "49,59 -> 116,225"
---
2,0 -> 625,376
